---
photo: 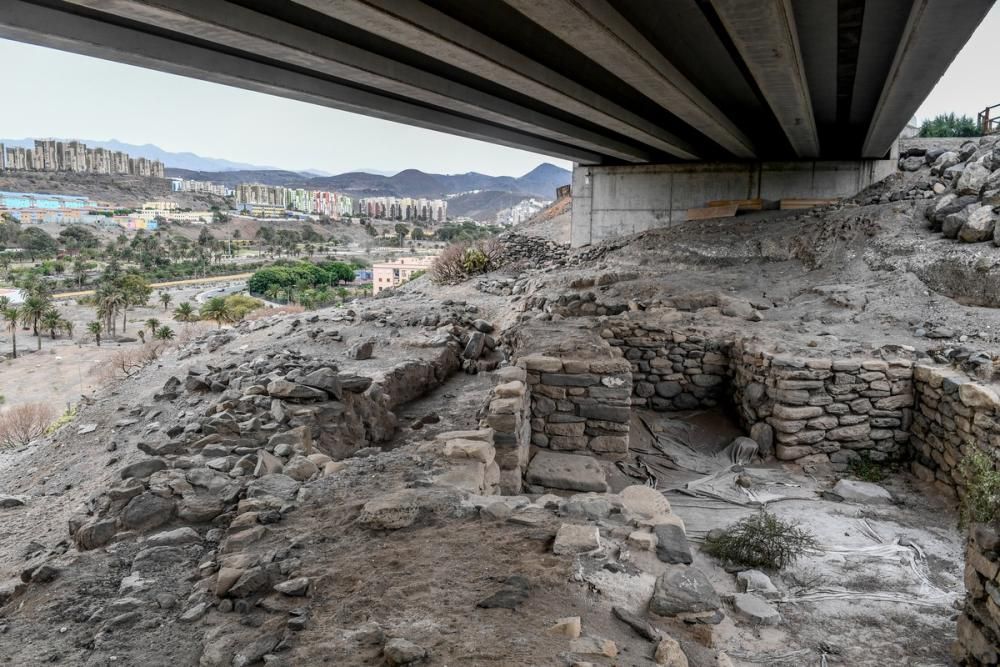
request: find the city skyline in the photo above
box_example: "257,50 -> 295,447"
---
0,5 -> 996,177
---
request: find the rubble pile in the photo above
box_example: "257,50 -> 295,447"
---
917,136 -> 1000,243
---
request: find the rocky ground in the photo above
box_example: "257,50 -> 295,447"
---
1,135 -> 999,666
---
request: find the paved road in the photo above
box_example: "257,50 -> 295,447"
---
52,272 -> 255,300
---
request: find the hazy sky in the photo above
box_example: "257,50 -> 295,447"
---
0,4 -> 995,175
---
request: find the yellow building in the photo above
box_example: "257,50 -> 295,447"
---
372,256 -> 436,294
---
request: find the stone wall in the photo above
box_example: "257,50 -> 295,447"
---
910,364 -> 1000,496
483,365 -> 532,495
517,353 -> 632,458
732,339 -> 915,466
904,364 -> 1000,664
600,320 -> 730,411
956,522 -> 1000,665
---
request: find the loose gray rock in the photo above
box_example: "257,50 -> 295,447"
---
654,524 -> 693,564
383,638 -> 427,665
121,492 -> 176,532
267,379 -> 327,400
649,565 -> 721,617
347,339 -> 374,360
120,458 -> 167,480
274,577 -> 310,596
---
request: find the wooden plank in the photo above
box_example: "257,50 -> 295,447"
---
707,198 -> 764,211
685,204 -> 739,220
779,198 -> 839,210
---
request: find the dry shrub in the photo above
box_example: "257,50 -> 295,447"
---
97,342 -> 168,383
0,402 -> 57,448
176,321 -> 214,344
430,238 -> 504,284
244,305 -> 304,320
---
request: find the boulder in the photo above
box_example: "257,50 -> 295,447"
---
942,203 -> 981,239
959,206 -> 997,243
736,569 -> 780,599
649,565 -> 721,617
283,455 -> 319,482
347,339 -> 374,360
274,576 -> 310,596
120,458 -> 168,480
121,492 -> 175,532
525,451 -> 608,492
247,474 -> 301,501
267,379 -> 327,400
654,636 -> 689,667
463,332 -> 486,359
145,527 -> 201,548
654,524 -> 693,564
75,518 -> 117,550
299,367 -> 342,399
957,161 -> 992,195
383,638 -> 427,666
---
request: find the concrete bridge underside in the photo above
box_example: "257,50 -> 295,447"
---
0,0 -> 992,242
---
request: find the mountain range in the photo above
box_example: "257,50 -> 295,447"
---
165,163 -> 570,200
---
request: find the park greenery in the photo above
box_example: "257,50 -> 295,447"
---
247,260 -> 368,308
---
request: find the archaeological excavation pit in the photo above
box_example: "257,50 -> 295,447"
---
466,305 -> 1000,665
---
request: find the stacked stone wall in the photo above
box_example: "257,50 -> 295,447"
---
905,364 -> 1000,664
910,364 -> 1000,495
599,321 -> 731,411
482,365 -> 532,495
732,339 -> 915,466
516,353 -> 632,458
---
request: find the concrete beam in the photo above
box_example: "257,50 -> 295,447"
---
60,0 -> 652,163
502,0 -> 758,159
862,0 -> 994,158
710,0 -> 820,158
0,0 -> 605,163
293,0 -> 702,160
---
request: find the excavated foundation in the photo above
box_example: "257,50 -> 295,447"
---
496,311 -> 1000,663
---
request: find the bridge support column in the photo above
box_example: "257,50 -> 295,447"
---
570,158 -> 896,247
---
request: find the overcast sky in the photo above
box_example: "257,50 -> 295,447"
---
0,4 -> 995,175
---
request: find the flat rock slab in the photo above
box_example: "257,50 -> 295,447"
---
832,479 -> 893,504
525,451 -> 608,493
732,593 -> 781,625
553,523 -> 601,555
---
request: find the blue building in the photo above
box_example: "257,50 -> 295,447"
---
0,191 -> 96,210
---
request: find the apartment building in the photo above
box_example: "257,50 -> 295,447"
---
1,139 -> 164,177
371,255 -> 436,294
357,196 -> 446,222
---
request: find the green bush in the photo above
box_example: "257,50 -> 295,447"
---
918,113 -> 979,138
958,449 -> 1000,528
704,511 -> 818,570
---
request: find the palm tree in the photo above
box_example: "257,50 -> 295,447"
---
173,302 -> 197,323
145,318 -> 160,336
2,306 -> 20,358
159,291 -> 172,311
154,325 -> 175,340
87,321 -> 102,346
20,294 -> 48,339
41,308 -> 62,339
61,319 -> 74,340
199,297 -> 233,328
